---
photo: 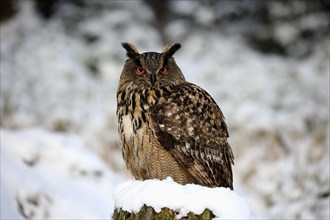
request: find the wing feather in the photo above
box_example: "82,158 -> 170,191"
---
150,83 -> 234,189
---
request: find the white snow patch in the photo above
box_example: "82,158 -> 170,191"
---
113,177 -> 252,219
1,128 -> 123,219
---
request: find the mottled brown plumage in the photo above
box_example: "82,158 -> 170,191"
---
116,43 -> 234,189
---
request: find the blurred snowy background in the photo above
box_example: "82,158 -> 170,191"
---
1,0 -> 329,219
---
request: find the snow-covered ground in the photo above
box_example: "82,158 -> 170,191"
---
1,129 -> 123,219
1,1 -> 329,219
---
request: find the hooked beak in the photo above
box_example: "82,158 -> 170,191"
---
149,73 -> 156,86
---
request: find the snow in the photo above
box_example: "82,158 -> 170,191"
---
1,177 -> 24,220
1,1 -> 329,219
1,129 -> 123,219
113,177 -> 252,219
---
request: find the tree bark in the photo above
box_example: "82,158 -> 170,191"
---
112,205 -> 214,220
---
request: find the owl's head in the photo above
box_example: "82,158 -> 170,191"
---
119,42 -> 186,88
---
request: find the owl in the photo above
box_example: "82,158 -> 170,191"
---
116,43 -> 234,189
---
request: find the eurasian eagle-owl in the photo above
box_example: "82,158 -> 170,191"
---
116,42 -> 234,189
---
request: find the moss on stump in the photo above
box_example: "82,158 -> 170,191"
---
112,205 -> 214,220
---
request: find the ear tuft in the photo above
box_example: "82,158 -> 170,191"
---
121,42 -> 139,59
163,43 -> 181,56
162,43 -> 181,63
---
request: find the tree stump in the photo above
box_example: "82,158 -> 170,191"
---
112,178 -> 252,219
112,205 -> 214,220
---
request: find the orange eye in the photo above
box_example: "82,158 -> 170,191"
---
160,67 -> 167,75
136,66 -> 145,75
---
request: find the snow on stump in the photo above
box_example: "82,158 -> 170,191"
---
112,177 -> 252,220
